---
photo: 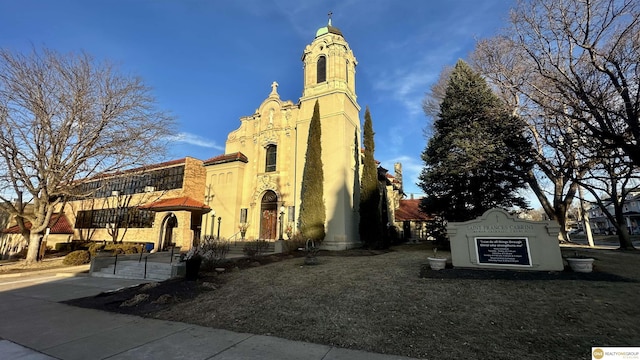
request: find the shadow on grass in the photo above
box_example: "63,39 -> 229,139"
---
419,265 -> 638,282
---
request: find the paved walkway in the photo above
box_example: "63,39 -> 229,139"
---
0,268 -> 416,360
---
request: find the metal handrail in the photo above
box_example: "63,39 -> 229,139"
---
227,231 -> 244,245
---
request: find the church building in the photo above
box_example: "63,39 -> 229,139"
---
2,18 -> 386,256
202,18 -> 362,250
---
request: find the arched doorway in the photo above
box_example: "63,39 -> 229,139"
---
260,191 -> 278,240
159,213 -> 178,251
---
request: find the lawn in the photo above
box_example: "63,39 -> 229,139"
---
67,243 -> 640,360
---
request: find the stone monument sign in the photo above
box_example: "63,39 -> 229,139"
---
447,208 -> 564,271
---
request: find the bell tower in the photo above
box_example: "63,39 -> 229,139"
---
295,14 -> 362,250
301,14 -> 357,103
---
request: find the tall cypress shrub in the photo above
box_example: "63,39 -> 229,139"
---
359,106 -> 383,248
299,100 -> 326,241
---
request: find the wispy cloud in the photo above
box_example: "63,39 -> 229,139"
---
166,132 -> 225,151
371,46 -> 461,118
369,1 -> 507,118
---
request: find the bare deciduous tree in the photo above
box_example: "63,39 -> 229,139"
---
471,37 -> 581,241
470,0 -> 638,242
0,47 -> 174,263
508,0 -> 640,165
422,65 -> 453,122
577,148 -> 638,250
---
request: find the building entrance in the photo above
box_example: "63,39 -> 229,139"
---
260,191 -> 278,240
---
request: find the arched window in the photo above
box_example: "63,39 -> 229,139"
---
317,56 -> 326,83
265,145 -> 277,172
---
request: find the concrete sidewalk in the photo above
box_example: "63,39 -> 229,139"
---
0,272 -> 416,360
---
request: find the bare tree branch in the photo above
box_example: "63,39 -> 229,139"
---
0,47 -> 175,263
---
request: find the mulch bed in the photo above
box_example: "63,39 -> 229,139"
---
63,278 -> 206,315
63,251 -> 307,315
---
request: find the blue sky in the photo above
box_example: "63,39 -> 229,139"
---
0,0 -> 515,198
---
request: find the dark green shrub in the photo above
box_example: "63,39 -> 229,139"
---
199,236 -> 230,271
87,242 -> 106,257
63,250 -> 91,265
118,243 -> 141,254
55,243 -> 72,252
284,232 -> 307,254
242,240 -> 270,259
99,243 -> 142,255
124,245 -> 140,254
75,241 -> 94,250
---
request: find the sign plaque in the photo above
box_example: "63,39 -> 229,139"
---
475,237 -> 532,267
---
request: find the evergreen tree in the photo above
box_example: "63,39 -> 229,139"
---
359,107 -> 384,248
418,60 -> 531,243
299,100 -> 326,241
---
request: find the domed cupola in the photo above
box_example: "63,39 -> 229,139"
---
315,14 -> 344,38
301,13 -> 357,101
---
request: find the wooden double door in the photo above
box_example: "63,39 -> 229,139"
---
260,191 -> 278,240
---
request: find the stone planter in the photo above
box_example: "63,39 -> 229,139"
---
427,257 -> 447,271
566,258 -> 594,273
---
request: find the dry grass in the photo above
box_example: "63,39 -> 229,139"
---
0,257 -> 68,274
146,244 -> 640,359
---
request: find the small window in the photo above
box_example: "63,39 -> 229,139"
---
346,60 -> 349,84
317,56 -> 326,83
265,145 -> 277,172
240,208 -> 248,223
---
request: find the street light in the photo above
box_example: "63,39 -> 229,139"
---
217,217 -> 222,239
210,210 -> 215,238
279,206 -> 285,240
203,185 -> 214,239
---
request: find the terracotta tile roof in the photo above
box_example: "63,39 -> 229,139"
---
78,158 -> 189,183
2,214 -> 74,234
139,196 -> 211,213
203,152 -> 249,166
395,199 -> 433,222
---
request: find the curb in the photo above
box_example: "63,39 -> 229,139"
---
0,264 -> 90,279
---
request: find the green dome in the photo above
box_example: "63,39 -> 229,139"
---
315,25 -> 343,38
